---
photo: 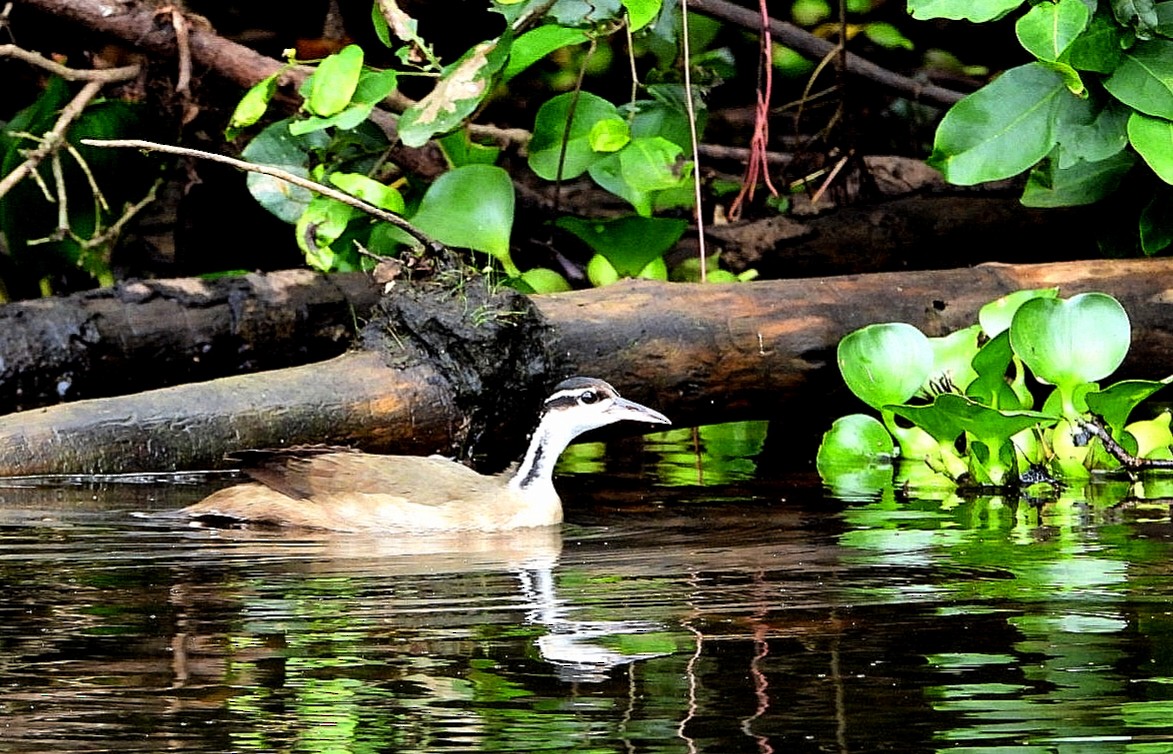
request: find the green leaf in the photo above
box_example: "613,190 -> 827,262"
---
863,22 -> 915,50
1140,186 -> 1173,254
1111,0 -> 1161,38
555,215 -> 686,275
1009,292 -> 1131,387
967,330 -> 1033,409
307,44 -> 364,117
1104,40 -> 1173,119
1128,111 -> 1173,183
329,172 -> 405,213
228,74 -> 278,135
892,393 -> 1055,447
1159,0 -> 1173,35
549,0 -> 624,26
295,195 -> 360,270
618,136 -> 690,192
1016,0 -> 1090,61
436,129 -> 501,167
816,414 -> 896,467
928,63 -> 1069,185
1020,151 -> 1137,207
623,0 -> 662,30
1054,97 -> 1130,168
630,85 -> 704,151
979,288 -> 1060,337
924,325 -> 981,396
909,0 -> 1023,22
502,25 -> 588,82
409,165 -> 517,272
838,323 -> 934,410
1085,377 -> 1172,430
242,119 -> 330,223
589,117 -> 631,152
588,153 -> 653,215
1067,11 -> 1126,73
1126,411 -> 1173,458
516,267 -> 572,293
528,91 -> 621,180
289,69 -> 397,135
399,37 -> 512,148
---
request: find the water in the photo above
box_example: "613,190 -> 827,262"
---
1,448 -> 1173,752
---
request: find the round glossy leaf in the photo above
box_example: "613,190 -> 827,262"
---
1126,411 -> 1173,459
518,267 -> 572,293
529,92 -> 620,180
409,165 -> 516,272
837,323 -> 934,410
586,254 -> 620,287
978,288 -> 1059,337
1009,292 -> 1130,387
816,414 -> 895,468
307,44 -> 364,117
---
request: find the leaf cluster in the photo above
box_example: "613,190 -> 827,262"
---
817,289 -> 1173,494
920,0 -> 1173,253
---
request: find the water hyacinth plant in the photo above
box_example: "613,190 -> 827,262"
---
817,289 -> 1173,493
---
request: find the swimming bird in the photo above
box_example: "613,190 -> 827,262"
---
180,377 -> 670,532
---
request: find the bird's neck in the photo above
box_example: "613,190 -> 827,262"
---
507,415 -> 575,501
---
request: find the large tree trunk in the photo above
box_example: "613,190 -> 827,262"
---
2,258 -> 1173,476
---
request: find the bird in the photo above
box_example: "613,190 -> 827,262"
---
179,377 -> 670,533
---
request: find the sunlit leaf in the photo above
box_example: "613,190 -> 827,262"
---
838,323 -> 934,410
1015,0 -> 1089,61
1104,40 -> 1173,119
399,37 -> 511,147
1010,292 -> 1131,387
307,44 -> 364,117
329,172 -> 405,213
529,91 -> 621,180
978,288 -> 1059,337
502,25 -> 588,82
409,165 -> 517,272
1128,111 -> 1173,184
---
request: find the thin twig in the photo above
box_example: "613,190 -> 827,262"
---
1079,416 -> 1173,472
0,44 -> 140,82
680,0 -> 708,281
78,138 -> 443,251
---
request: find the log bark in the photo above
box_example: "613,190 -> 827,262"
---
2,258 -> 1173,476
0,270 -> 380,412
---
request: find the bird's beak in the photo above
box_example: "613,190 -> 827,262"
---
609,396 -> 671,426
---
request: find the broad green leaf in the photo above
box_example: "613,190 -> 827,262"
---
1140,187 -> 1173,254
1054,97 -> 1130,168
516,267 -> 572,293
555,215 -> 686,276
588,152 -> 653,215
1159,0 -> 1173,35
630,84 -> 705,151
838,323 -> 934,410
307,44 -> 364,117
1126,411 -> 1173,458
892,393 -> 1056,447
1067,11 -> 1126,73
549,0 -> 624,25
1111,0 -> 1161,38
529,91 -> 621,180
409,165 -> 517,272
928,63 -> 1069,185
329,172 -> 405,213
923,325 -> 981,396
1020,151 -> 1137,207
289,69 -> 397,135
242,119 -> 330,223
967,330 -> 1033,409
1085,377 -> 1172,430
228,74 -> 278,135
589,117 -> 631,152
978,288 -> 1059,337
622,0 -> 662,29
618,136 -> 691,192
295,195 -> 360,270
502,25 -> 588,82
1009,292 -> 1131,387
436,129 -> 501,167
817,414 -> 896,467
399,37 -> 511,148
1103,40 -> 1173,119
909,0 -> 1023,22
1128,111 -> 1173,183
1016,0 -> 1090,61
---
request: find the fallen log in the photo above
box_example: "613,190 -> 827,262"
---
0,270 -> 380,412
2,258 -> 1173,476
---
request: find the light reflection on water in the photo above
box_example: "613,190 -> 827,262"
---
0,470 -> 1171,752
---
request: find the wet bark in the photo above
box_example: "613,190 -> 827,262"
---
2,257 -> 1173,476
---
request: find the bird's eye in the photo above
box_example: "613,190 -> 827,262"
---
579,390 -> 599,404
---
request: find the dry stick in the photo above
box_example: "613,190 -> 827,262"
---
1078,417 -> 1173,473
680,0 -> 708,282
78,139 -> 443,251
688,0 -> 964,107
0,44 -> 140,82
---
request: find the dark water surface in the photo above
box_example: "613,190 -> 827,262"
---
1,453 -> 1172,753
